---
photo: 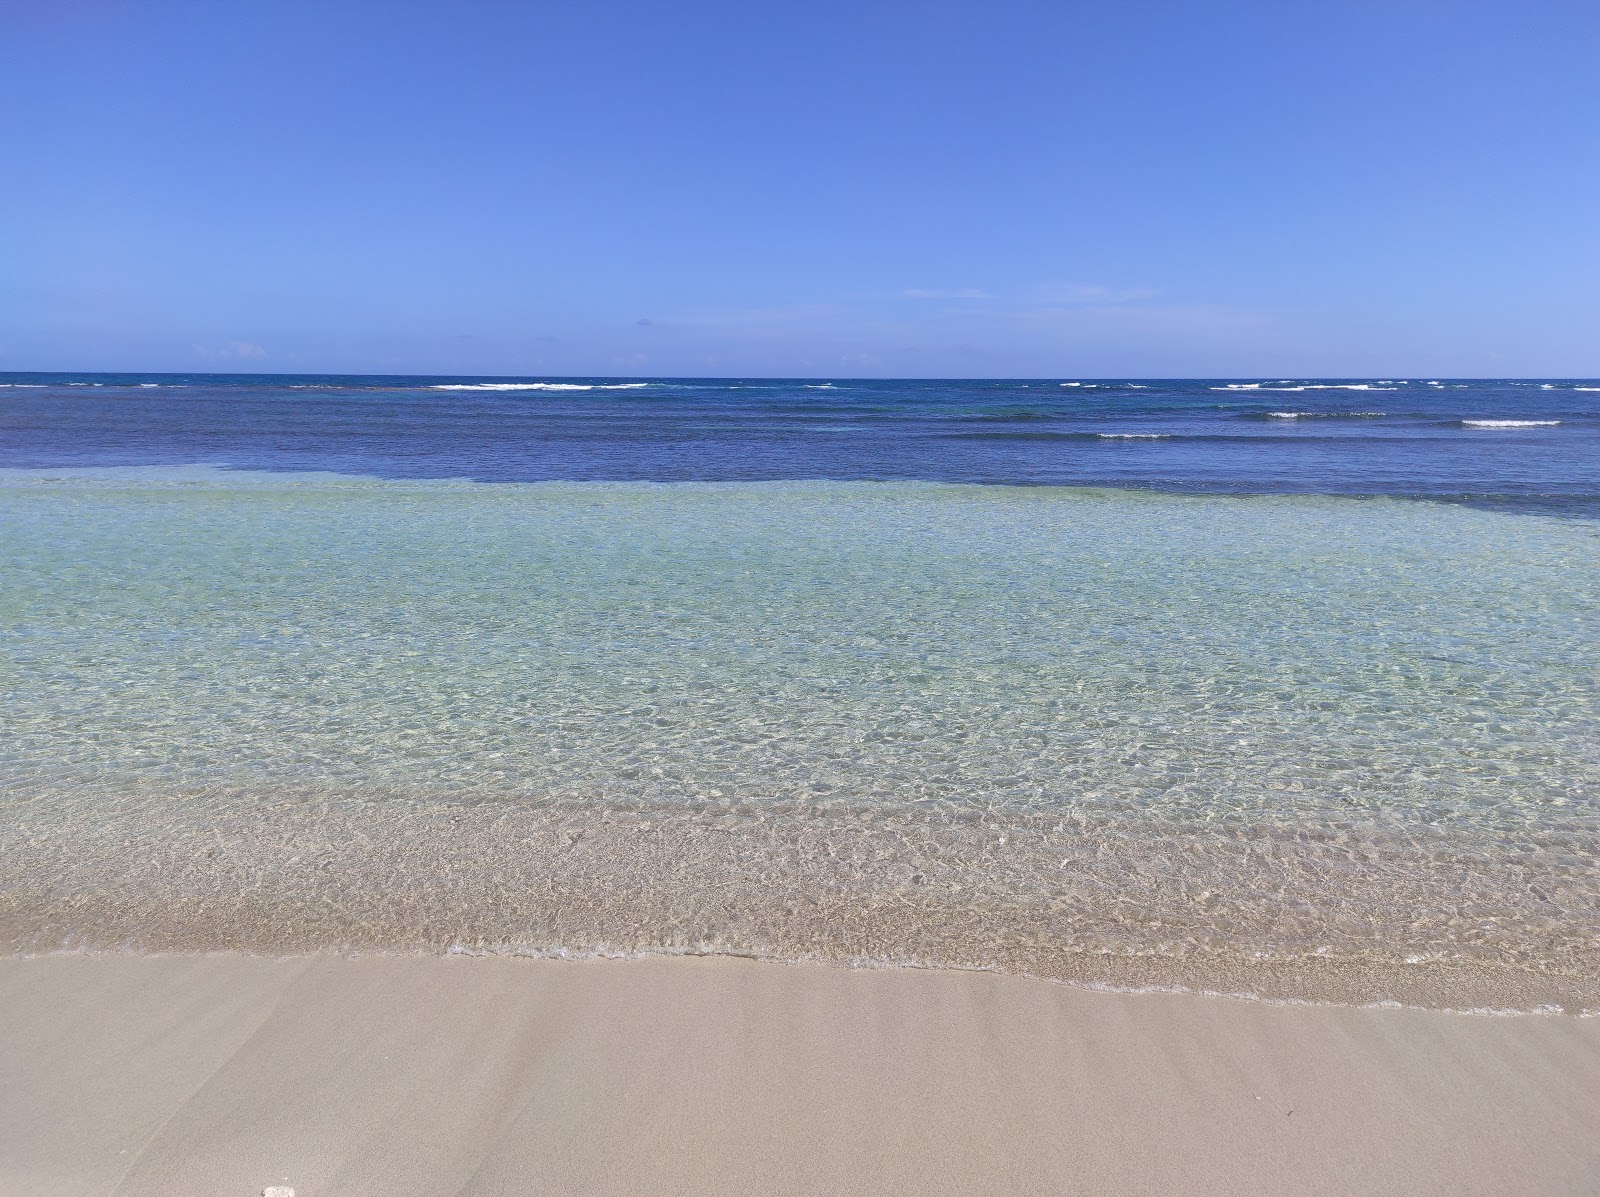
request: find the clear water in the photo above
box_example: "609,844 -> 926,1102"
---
3,455 -> 1596,1008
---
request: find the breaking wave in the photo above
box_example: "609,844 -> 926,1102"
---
428,382 -> 651,392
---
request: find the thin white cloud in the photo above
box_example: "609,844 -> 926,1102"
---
1031,283 -> 1159,304
1009,302 -> 1272,339
195,340 -> 268,361
901,283 -> 1157,305
902,288 -> 992,300
659,304 -> 845,333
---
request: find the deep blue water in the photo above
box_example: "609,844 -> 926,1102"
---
2,374 -> 1596,513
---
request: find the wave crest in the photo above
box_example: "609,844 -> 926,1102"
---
428,382 -> 650,392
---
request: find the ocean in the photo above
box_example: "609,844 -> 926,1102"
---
2,374 -> 1597,511
2,375 -> 1596,1009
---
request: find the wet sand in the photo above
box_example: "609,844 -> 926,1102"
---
4,954 -> 1597,1196
10,788 -> 1597,1012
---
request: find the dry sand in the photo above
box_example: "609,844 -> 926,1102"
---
3,954 -> 1597,1197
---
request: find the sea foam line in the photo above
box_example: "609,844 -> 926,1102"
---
432,943 -> 1596,1017
427,382 -> 651,392
1212,383 -> 1396,392
1461,419 -> 1561,429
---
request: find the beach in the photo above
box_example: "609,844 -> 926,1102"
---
2,378 -> 1597,1192
8,0 -> 1599,1185
6,953 -> 1598,1196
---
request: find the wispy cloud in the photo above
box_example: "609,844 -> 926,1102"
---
570,286 -> 1270,375
1007,302 -> 1272,339
1031,282 -> 1158,304
902,288 -> 992,300
195,340 -> 268,361
901,283 -> 1158,305
658,303 -> 845,333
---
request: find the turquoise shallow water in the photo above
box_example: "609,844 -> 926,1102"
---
3,468 -> 1597,1006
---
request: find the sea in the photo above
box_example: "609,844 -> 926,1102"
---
2,374 -> 1596,1011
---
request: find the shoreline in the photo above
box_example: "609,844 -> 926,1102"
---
8,788 -> 1597,1015
5,952 -> 1598,1196
13,943 -> 1599,1019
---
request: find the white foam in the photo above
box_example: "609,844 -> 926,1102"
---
0,383 -> 47,388
1461,419 -> 1560,428
139,383 -> 160,388
1262,384 -> 1396,392
1574,386 -> 1600,392
803,384 -> 837,389
1096,433 -> 1171,439
434,943 -> 1592,1017
1212,383 -> 1262,390
427,382 -> 649,392
1265,410 -> 1385,419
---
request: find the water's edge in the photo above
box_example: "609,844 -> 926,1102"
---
6,790 -> 1596,1015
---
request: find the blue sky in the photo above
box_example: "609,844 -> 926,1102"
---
3,0 -> 1596,377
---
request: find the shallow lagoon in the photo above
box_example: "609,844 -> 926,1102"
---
3,470 -> 1596,1006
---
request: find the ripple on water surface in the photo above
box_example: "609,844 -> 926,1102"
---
1,470 -> 1596,1008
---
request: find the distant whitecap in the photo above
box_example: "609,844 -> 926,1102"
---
427,382 -> 650,391
1259,384 -> 1396,392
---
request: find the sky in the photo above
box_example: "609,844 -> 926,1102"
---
2,0 -> 1597,378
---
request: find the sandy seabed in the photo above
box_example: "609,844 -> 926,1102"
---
3,953 -> 1598,1197
8,788 -> 1599,1014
